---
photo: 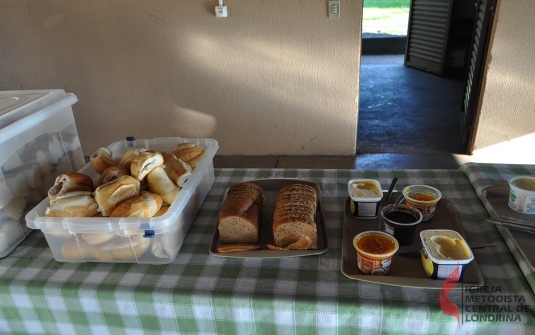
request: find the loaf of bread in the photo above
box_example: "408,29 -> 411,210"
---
171,143 -> 205,170
109,235 -> 151,261
146,166 -> 180,204
90,147 -> 119,174
162,153 -> 192,187
154,205 -> 170,217
48,172 -> 94,203
45,195 -> 99,217
118,148 -> 147,170
272,184 -> 317,250
99,166 -> 129,185
81,231 -> 117,245
130,151 -> 164,181
94,175 -> 140,216
62,234 -> 150,261
218,182 -> 263,244
109,193 -> 163,218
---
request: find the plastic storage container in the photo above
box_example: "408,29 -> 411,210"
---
420,229 -> 473,281
26,137 -> 218,264
508,175 -> 535,214
348,179 -> 383,219
353,230 -> 399,275
0,90 -> 85,258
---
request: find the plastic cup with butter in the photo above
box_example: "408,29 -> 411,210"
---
353,231 -> 399,275
420,229 -> 473,281
508,175 -> 535,214
348,179 -> 383,219
401,185 -> 442,221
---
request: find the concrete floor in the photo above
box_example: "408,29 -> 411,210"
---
213,153 -> 474,169
215,55 -> 475,170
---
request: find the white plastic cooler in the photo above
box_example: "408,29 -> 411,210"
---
0,90 -> 85,258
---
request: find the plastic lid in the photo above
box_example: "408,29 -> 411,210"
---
0,90 -> 67,129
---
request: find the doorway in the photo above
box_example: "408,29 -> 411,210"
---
357,0 -> 476,155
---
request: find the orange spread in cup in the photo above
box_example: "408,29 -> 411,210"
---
357,233 -> 396,254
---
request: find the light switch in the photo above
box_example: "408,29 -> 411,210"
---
329,1 -> 340,18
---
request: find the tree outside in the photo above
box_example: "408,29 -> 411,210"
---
362,0 -> 410,36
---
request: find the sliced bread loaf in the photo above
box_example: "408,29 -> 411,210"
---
272,184 -> 318,250
218,182 -> 263,244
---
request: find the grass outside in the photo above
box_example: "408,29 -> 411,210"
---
363,0 -> 410,36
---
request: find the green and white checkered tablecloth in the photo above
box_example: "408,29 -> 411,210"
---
1,168 -> 534,334
460,162 -> 535,296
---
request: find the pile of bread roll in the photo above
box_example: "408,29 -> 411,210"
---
43,142 -> 205,261
217,182 -> 317,252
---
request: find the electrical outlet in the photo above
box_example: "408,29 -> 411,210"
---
328,0 -> 340,18
216,5 -> 228,17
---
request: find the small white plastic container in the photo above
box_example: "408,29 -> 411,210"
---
420,229 -> 473,281
26,137 -> 218,264
348,179 -> 383,219
508,175 -> 535,214
0,90 -> 84,258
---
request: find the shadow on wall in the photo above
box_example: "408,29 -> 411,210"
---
0,1 -> 360,156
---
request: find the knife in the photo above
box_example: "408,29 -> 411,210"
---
486,219 -> 535,233
397,243 -> 498,258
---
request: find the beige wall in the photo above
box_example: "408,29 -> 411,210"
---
0,0 -> 361,156
471,0 -> 535,161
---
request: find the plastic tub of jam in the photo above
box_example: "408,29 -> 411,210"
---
420,229 -> 473,281
401,185 -> 442,221
353,231 -> 399,275
508,175 -> 535,214
380,204 -> 422,246
348,179 -> 383,219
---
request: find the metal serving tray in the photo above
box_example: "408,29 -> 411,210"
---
209,178 -> 329,258
341,193 -> 484,289
482,184 -> 535,271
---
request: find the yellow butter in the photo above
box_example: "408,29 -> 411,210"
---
430,235 -> 470,260
421,230 -> 471,261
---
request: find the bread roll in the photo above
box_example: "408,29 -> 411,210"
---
99,166 -> 129,185
218,182 -> 263,244
272,184 -> 317,250
61,235 -> 150,262
94,175 -> 140,216
172,142 -> 196,151
112,238 -> 150,261
82,231 -> 116,245
154,205 -> 170,217
163,153 -> 192,187
99,234 -> 151,261
130,151 -> 164,181
109,193 -> 163,218
146,166 -> 180,204
90,147 -> 119,174
61,239 -> 120,261
62,240 -> 99,260
48,172 -> 94,204
172,146 -> 205,170
45,195 -> 99,217
118,148 -> 147,170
